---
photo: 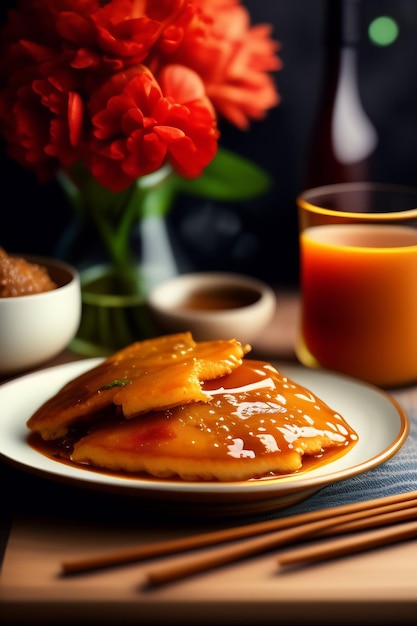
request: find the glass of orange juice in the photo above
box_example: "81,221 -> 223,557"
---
296,182 -> 417,388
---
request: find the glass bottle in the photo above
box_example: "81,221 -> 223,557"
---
304,0 -> 378,188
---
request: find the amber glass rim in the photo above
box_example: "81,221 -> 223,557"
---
297,181 -> 417,221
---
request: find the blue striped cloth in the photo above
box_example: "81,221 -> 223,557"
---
275,388 -> 417,518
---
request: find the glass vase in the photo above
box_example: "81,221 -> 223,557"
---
55,165 -> 178,357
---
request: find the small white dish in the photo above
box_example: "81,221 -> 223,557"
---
0,255 -> 81,375
148,272 -> 277,345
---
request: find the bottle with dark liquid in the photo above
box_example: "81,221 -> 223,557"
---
304,0 -> 378,188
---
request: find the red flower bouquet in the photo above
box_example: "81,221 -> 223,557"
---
0,0 -> 281,352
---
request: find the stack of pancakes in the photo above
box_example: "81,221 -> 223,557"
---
27,332 -> 358,481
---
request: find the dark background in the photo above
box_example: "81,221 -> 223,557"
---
1,0 -> 417,286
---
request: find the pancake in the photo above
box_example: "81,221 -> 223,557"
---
113,336 -> 252,417
27,337 -> 358,481
27,333 -> 250,440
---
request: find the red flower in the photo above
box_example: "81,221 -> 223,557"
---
155,0 -> 282,129
0,0 -> 281,190
88,65 -> 219,192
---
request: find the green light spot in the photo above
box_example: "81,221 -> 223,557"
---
369,16 -> 399,46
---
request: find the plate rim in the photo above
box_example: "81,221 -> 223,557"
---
0,358 -> 409,502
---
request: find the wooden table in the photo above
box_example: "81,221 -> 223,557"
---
1,291 -> 417,625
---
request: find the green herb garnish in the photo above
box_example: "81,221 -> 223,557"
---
100,378 -> 130,390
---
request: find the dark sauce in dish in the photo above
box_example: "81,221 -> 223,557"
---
178,286 -> 261,311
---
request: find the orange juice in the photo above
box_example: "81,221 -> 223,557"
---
297,224 -> 417,387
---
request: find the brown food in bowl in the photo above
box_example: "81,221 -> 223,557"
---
0,247 -> 57,297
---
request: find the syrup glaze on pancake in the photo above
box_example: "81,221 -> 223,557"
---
69,360 -> 358,481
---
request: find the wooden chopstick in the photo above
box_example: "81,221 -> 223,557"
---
278,520 -> 417,568
144,502 -> 417,586
61,490 -> 417,576
61,489 -> 417,575
313,504 -> 417,536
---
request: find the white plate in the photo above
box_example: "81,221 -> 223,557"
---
0,359 -> 409,516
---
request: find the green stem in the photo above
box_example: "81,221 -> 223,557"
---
61,167 -> 144,295
88,188 -> 141,295
58,164 -> 173,297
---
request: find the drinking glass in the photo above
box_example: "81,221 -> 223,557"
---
296,182 -> 417,387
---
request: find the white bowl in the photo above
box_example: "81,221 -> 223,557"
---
148,272 -> 276,345
0,255 -> 81,375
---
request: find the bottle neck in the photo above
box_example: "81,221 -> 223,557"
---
341,0 -> 361,47
322,0 -> 360,76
